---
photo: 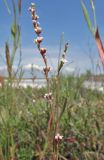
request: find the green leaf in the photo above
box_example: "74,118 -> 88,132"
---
81,0 -> 94,35
3,0 -> 11,14
5,42 -> 12,78
59,98 -> 67,120
11,23 -> 17,39
95,119 -> 100,132
90,0 -> 95,11
90,0 -> 97,29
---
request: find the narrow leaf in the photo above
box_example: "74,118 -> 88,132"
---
90,0 -> 97,29
59,98 -> 67,120
12,0 -> 16,22
95,120 -> 100,132
81,1 -> 94,35
3,0 -> 11,14
95,28 -> 104,66
90,0 -> 95,11
5,42 -> 12,78
11,23 -> 17,40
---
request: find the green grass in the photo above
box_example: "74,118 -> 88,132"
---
0,75 -> 104,159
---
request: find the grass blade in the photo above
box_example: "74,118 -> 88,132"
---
3,0 -> 11,14
90,0 -> 97,29
5,42 -> 12,78
81,0 -> 94,35
90,0 -> 95,11
59,98 -> 67,121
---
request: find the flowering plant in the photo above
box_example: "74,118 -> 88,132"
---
29,2 -> 70,160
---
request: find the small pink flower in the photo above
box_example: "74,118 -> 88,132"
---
31,8 -> 35,13
44,92 -> 52,100
43,67 -> 50,78
31,2 -> 35,7
33,99 -> 36,103
34,37 -> 43,44
32,19 -> 37,27
28,3 -> 35,12
35,27 -> 42,35
43,67 -> 50,73
31,3 -> 35,11
35,15 -> 39,20
55,133 -> 63,143
32,19 -> 37,24
40,48 -> 47,55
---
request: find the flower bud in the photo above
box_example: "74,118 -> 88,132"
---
35,27 -> 42,35
60,57 -> 68,64
34,37 -> 43,44
31,3 -> 35,8
32,19 -> 37,27
43,67 -> 50,73
40,48 -> 47,55
35,15 -> 39,20
55,133 -> 63,143
32,19 -> 37,24
31,8 -> 35,13
44,92 -> 52,101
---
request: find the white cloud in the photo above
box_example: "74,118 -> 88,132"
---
23,64 -> 43,71
63,66 -> 75,73
0,45 -> 103,76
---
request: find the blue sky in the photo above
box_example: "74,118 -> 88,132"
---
0,0 -> 104,75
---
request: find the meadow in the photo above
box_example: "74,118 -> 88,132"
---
0,75 -> 104,160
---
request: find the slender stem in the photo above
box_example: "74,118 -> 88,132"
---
56,143 -> 59,160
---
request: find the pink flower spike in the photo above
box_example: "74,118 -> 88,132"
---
40,48 -> 47,55
34,37 -> 43,44
35,27 -> 42,35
